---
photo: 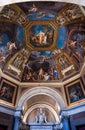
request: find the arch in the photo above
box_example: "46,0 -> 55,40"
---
23,104 -> 60,123
18,86 -> 66,110
0,0 -> 85,6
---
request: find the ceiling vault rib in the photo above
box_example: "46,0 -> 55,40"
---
78,5 -> 85,16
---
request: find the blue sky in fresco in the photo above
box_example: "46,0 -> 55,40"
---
57,26 -> 67,48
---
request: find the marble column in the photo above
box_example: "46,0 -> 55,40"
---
13,110 -> 22,130
62,116 -> 70,130
53,122 -> 63,130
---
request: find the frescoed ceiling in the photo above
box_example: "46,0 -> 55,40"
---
0,1 -> 85,82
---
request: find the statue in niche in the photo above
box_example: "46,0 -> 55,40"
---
35,108 -> 47,124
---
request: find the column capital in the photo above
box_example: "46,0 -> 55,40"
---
14,110 -> 22,118
60,111 -> 69,121
54,122 -> 63,130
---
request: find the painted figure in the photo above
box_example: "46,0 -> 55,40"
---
0,87 -> 7,97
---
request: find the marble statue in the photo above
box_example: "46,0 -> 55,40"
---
35,108 -> 47,124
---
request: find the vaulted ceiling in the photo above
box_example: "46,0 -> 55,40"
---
0,1 -> 85,83
0,1 -> 85,126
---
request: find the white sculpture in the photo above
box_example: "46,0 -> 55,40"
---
35,108 -> 47,124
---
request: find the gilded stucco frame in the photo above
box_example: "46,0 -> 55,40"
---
0,79 -> 17,107
25,21 -> 58,50
65,79 -> 85,106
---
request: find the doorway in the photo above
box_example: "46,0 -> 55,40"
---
76,125 -> 85,130
0,124 -> 8,130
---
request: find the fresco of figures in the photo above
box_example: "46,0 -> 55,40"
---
0,6 -> 27,25
0,2 -> 85,82
67,23 -> 85,65
29,25 -> 54,47
22,51 -> 60,82
56,5 -> 83,25
22,50 -> 76,82
3,48 -> 76,81
5,48 -> 29,80
0,22 -> 25,69
57,23 -> 85,68
0,7 -> 17,20
17,2 -> 67,20
52,49 -> 75,78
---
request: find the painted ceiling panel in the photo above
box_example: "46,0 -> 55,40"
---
17,2 -> 67,20
0,1 -> 85,82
